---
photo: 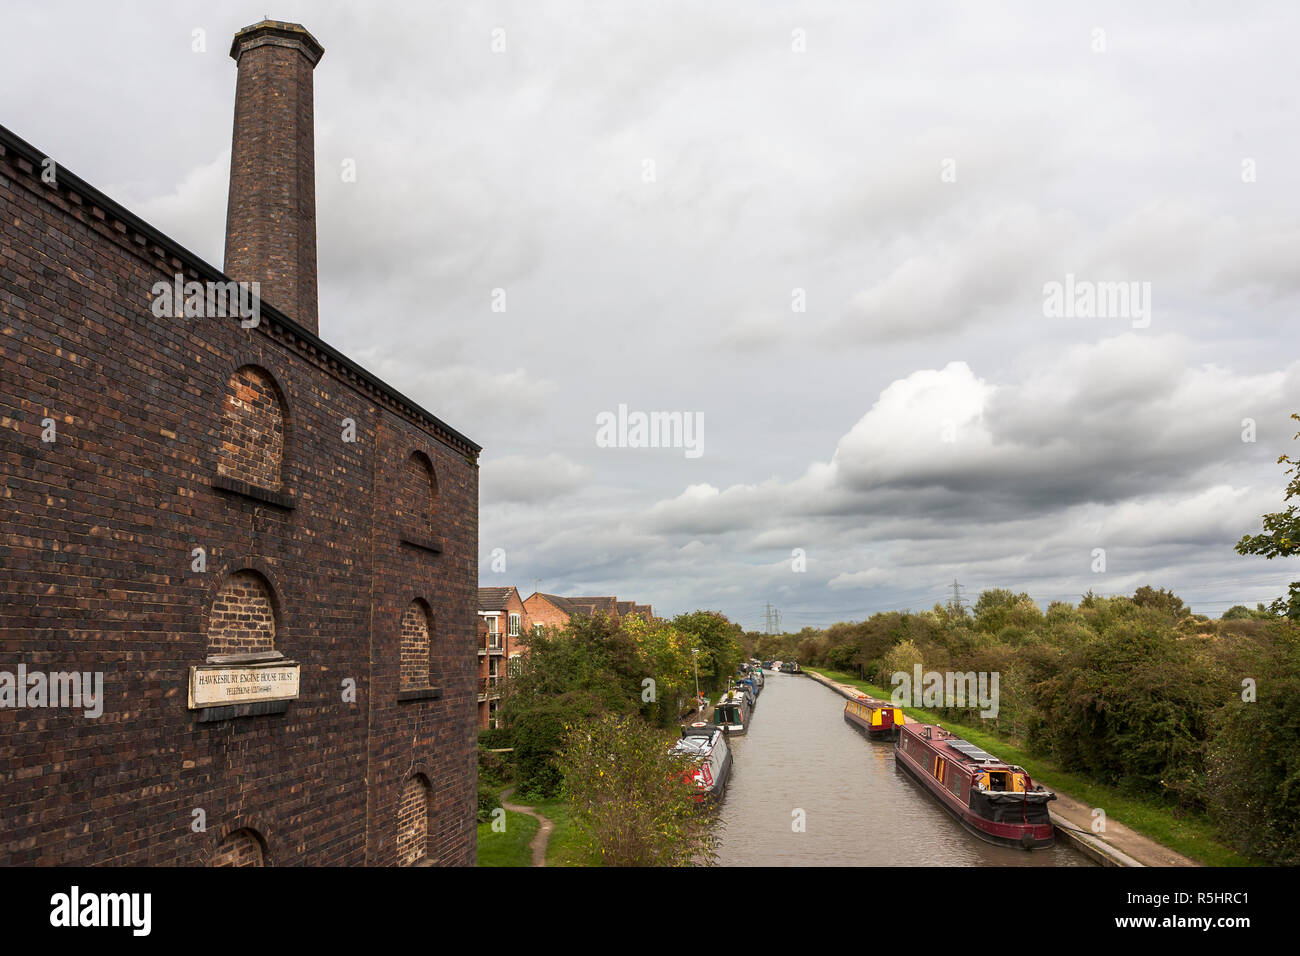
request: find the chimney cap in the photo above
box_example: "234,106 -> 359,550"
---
230,19 -> 324,66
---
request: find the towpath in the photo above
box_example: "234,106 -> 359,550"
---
498,787 -> 555,867
805,669 -> 1199,867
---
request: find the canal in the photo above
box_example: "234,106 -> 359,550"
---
715,670 -> 1094,866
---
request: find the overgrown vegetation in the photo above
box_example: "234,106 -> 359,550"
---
498,610 -> 743,799
556,712 -> 718,866
480,609 -> 743,865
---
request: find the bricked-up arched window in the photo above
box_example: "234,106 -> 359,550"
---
400,451 -> 438,532
208,570 -> 277,658
217,366 -> 286,491
211,828 -> 264,867
399,600 -> 432,690
396,776 -> 430,866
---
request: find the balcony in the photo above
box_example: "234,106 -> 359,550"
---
477,675 -> 504,701
479,633 -> 505,656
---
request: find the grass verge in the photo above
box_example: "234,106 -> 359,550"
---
527,796 -> 583,866
476,809 -> 539,867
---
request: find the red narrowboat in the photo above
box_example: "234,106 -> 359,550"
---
844,695 -> 905,740
895,722 -> 1056,849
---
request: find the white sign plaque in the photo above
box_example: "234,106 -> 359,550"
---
188,662 -> 300,709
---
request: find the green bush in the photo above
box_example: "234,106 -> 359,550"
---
558,713 -> 718,866
477,787 -> 499,824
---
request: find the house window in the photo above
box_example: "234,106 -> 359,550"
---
508,654 -> 522,678
508,613 -> 521,637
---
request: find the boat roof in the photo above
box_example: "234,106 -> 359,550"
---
671,736 -> 715,757
902,723 -> 1015,769
848,695 -> 896,709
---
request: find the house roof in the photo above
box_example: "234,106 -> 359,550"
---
478,586 -> 518,611
532,593 -> 619,617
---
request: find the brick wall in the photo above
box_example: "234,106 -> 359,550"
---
0,127 -> 478,866
207,570 -> 277,657
522,594 -> 570,631
217,366 -> 286,490
399,601 -> 431,690
224,23 -> 322,334
394,775 -> 430,866
210,828 -> 264,867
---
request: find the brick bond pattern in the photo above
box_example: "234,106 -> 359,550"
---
207,570 -> 277,657
399,602 -> 430,690
402,451 -> 436,531
210,828 -> 264,867
0,126 -> 479,865
217,366 -> 286,491
394,776 -> 430,866
224,25 -> 321,334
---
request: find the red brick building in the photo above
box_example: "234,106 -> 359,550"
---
0,21 -> 478,865
476,586 -> 528,729
523,592 -> 654,633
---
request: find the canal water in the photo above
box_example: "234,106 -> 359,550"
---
715,671 -> 1094,866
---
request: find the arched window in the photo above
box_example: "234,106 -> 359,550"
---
401,451 -> 437,532
211,828 -> 265,867
399,600 -> 432,690
395,775 -> 430,866
208,570 -> 277,658
217,366 -> 286,490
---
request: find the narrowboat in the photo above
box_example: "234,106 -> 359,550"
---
671,721 -> 732,801
895,722 -> 1056,849
784,660 -> 801,674
844,694 -> 905,740
712,689 -> 749,734
734,680 -> 757,709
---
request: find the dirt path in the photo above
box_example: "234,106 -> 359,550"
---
498,787 -> 555,867
806,669 -> 1199,867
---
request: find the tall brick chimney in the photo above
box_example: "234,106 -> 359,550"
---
224,20 -> 324,334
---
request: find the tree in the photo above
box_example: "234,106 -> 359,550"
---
1236,413 -> 1300,619
557,713 -> 719,866
671,611 -> 744,693
1132,585 -> 1188,620
1204,628 -> 1300,864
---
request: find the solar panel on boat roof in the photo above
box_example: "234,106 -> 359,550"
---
948,740 -> 997,761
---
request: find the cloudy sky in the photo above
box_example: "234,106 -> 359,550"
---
6,1 -> 1298,629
